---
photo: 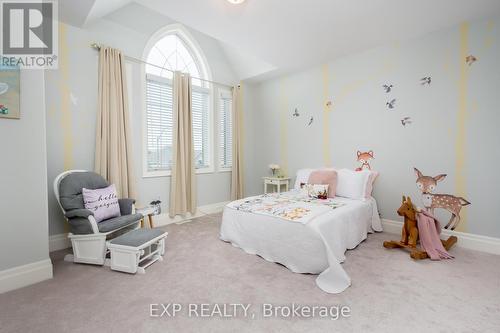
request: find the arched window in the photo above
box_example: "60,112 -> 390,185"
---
143,25 -> 213,175
145,30 -> 208,87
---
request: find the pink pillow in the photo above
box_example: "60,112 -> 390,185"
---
82,184 -> 121,223
308,170 -> 338,198
365,171 -> 379,198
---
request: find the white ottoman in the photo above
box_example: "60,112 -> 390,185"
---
107,229 -> 168,274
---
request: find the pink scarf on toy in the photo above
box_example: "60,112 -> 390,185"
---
416,210 -> 454,260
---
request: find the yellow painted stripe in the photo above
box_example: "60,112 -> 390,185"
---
455,22 -> 469,232
322,64 -> 332,167
59,23 -> 74,171
279,79 -> 289,176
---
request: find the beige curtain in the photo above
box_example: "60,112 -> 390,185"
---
169,72 -> 197,217
94,47 -> 135,198
231,84 -> 244,200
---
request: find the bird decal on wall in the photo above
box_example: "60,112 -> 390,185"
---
386,99 -> 396,109
382,84 -> 393,93
292,108 -> 300,117
401,117 -> 412,126
308,116 -> 314,126
466,55 -> 477,66
420,76 -> 431,85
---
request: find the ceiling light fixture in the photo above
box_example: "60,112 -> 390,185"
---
227,0 -> 246,4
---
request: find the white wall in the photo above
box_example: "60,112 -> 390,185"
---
45,4 -> 238,236
0,70 -> 51,273
248,16 -> 500,238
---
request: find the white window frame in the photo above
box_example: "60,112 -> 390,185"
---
217,87 -> 233,173
141,24 -> 214,178
192,84 -> 214,174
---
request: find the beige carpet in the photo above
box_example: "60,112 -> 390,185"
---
1,213 -> 499,333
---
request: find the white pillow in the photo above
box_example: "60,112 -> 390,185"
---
336,169 -> 371,200
294,168 -> 315,189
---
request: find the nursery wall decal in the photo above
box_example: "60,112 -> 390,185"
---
414,168 -> 471,230
465,55 -> 477,66
386,98 -> 396,109
382,84 -> 393,93
401,117 -> 412,126
308,116 -> 314,126
292,108 -> 299,117
420,76 -> 432,85
355,151 -> 374,171
0,63 -> 20,120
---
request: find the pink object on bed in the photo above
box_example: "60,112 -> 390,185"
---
416,210 -> 453,260
308,170 -> 338,198
365,171 -> 379,198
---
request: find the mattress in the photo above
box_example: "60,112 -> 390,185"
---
219,191 -> 382,293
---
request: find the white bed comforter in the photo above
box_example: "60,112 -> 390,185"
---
220,191 -> 382,293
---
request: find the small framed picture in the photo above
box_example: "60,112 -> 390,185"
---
0,62 -> 20,120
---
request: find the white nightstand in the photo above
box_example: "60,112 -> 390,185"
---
263,177 -> 291,194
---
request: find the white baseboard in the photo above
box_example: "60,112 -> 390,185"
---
49,201 -> 230,251
0,259 -> 53,294
382,219 -> 500,255
49,233 -> 71,252
152,201 -> 229,227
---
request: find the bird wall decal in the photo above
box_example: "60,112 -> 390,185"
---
401,117 -> 412,126
386,99 -> 396,109
382,84 -> 393,93
466,55 -> 477,66
420,77 -> 431,85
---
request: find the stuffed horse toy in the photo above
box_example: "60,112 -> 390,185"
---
384,195 -> 428,259
384,195 -> 457,260
397,196 -> 419,247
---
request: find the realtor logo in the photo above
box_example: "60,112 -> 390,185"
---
0,0 -> 58,68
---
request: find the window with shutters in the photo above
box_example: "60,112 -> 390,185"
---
143,25 -> 213,176
219,89 -> 232,170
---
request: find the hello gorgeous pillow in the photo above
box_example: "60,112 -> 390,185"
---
82,184 -> 121,223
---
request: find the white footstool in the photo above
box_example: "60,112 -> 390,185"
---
106,229 -> 168,274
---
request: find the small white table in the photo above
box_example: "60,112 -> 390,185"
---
136,206 -> 156,228
263,177 -> 291,194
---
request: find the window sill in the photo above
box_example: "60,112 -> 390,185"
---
196,167 -> 214,175
218,168 -> 232,173
142,168 -> 215,178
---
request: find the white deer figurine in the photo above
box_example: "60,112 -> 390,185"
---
414,168 -> 471,230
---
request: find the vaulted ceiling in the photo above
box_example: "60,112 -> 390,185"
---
59,0 -> 500,81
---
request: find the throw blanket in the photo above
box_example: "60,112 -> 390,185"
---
228,192 -> 345,223
416,210 -> 453,260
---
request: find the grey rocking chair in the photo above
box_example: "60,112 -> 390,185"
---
54,170 -> 142,265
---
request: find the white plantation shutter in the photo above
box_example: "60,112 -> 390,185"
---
191,87 -> 210,168
146,74 -> 173,171
219,91 -> 232,169
147,77 -> 212,172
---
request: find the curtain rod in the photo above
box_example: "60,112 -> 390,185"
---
91,43 -> 234,89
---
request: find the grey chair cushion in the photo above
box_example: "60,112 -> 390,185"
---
98,213 -> 142,233
118,198 -> 135,215
65,208 -> 93,219
109,228 -> 166,247
68,217 -> 94,235
59,172 -> 109,211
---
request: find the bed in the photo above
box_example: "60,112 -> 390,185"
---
219,189 -> 382,294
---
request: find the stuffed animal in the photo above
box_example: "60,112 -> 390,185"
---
384,194 -> 458,260
398,196 -> 419,247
